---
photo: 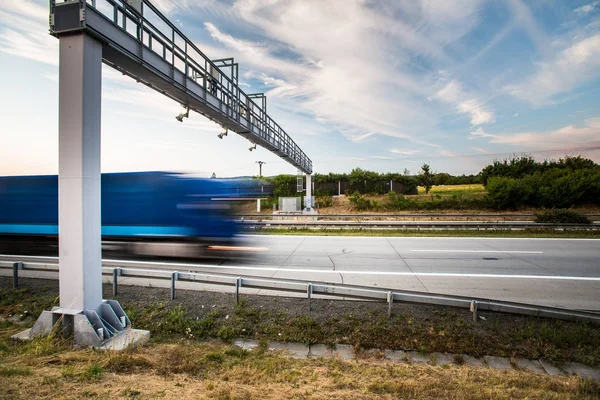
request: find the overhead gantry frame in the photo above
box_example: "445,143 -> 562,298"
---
23,0 -> 314,347
49,0 -> 313,174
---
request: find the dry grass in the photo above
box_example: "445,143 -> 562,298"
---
1,342 -> 598,399
417,184 -> 487,196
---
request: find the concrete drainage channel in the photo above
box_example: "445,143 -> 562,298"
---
233,338 -> 600,382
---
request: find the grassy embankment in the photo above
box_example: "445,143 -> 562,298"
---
417,183 -> 487,196
1,281 -> 599,399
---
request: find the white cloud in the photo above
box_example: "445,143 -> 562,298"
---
369,156 -> 394,160
505,34 -> 600,105
574,1 -> 599,16
0,2 -> 58,66
434,80 -> 495,126
205,0 -> 493,147
390,149 -> 420,155
469,118 -> 600,150
470,147 -> 490,154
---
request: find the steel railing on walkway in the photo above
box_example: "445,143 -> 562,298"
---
1,255 -> 599,325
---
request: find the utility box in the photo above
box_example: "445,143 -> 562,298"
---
278,197 -> 301,212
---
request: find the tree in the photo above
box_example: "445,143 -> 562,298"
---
418,164 -> 434,194
403,168 -> 410,176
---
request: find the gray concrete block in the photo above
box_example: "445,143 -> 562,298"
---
512,358 -> 545,374
358,348 -> 384,360
563,362 -> 600,381
267,341 -> 309,359
484,356 -> 512,370
286,342 -> 310,359
461,354 -> 485,368
407,351 -> 430,364
433,352 -> 454,366
10,328 -> 32,341
332,344 -> 355,360
384,349 -> 407,363
234,338 -> 260,351
98,329 -> 150,351
309,344 -> 334,358
539,359 -> 567,376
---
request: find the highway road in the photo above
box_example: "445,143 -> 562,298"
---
186,235 -> 600,311
2,236 -> 599,311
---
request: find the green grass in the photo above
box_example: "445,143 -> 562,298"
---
256,228 -> 600,239
0,366 -> 32,376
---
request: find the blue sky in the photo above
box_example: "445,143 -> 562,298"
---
1,0 -> 600,177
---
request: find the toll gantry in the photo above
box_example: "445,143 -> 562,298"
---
50,0 -> 312,174
19,0 -> 313,348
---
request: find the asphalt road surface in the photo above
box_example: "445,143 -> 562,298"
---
186,235 -> 600,311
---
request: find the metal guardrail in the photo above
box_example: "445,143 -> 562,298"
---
240,220 -> 600,230
2,256 -> 599,325
238,213 -> 600,221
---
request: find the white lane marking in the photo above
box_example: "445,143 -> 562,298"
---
409,250 -> 543,254
108,261 -> 600,281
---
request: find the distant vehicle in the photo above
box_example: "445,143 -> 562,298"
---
0,171 -> 260,258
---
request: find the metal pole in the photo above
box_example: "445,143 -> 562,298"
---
305,173 -> 313,211
235,277 -> 242,304
12,262 -> 22,288
112,268 -> 118,297
471,300 -> 478,323
171,272 -> 178,300
307,283 -> 312,312
387,291 -> 393,318
58,33 -> 103,312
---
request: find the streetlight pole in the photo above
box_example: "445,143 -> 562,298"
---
255,161 -> 266,213
256,161 -> 266,177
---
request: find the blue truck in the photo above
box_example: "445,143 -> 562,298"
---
0,171 -> 253,257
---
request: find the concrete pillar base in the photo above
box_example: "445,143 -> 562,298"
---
11,300 -> 147,350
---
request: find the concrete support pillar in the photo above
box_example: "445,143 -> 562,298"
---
305,173 -> 313,211
58,34 -> 103,312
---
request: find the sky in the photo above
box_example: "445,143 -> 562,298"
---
1,0 -> 600,178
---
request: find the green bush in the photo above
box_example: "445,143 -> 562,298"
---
534,209 -> 591,224
348,192 -> 373,211
486,166 -> 600,209
316,195 -> 333,208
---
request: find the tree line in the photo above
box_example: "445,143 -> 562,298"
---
262,155 -> 600,210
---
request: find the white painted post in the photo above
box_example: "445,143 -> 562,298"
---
58,34 -> 103,312
257,199 -> 261,213
305,173 -> 313,211
390,180 -> 393,192
338,181 -> 341,196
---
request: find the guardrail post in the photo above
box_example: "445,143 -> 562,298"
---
307,283 -> 313,312
235,277 -> 242,304
470,300 -> 478,323
112,268 -> 121,297
13,262 -> 23,288
387,291 -> 393,318
171,272 -> 179,300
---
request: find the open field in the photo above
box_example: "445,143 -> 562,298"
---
1,277 -> 600,399
417,183 -> 486,196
